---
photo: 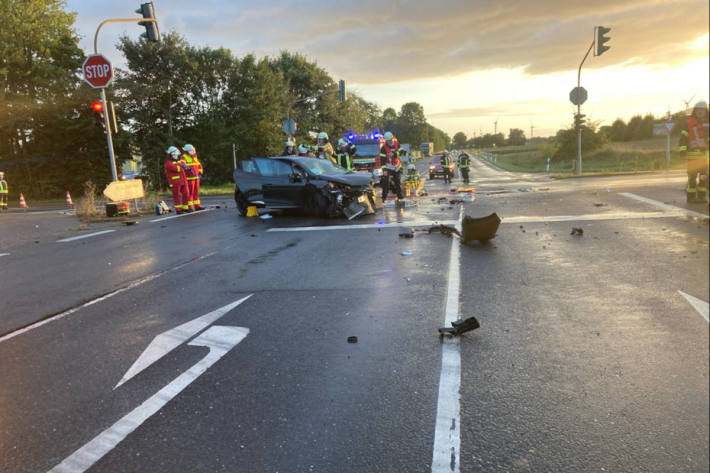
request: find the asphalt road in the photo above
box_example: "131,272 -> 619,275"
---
0,157 -> 708,473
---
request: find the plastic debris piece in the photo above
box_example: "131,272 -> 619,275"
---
399,228 -> 414,238
347,336 -> 358,343
401,250 -> 414,256
123,221 -> 138,226
259,213 -> 272,219
439,316 -> 480,336
571,227 -> 584,235
450,199 -> 463,204
461,213 -> 500,243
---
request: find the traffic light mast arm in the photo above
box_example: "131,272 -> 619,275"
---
93,18 -> 158,53
577,39 -> 594,89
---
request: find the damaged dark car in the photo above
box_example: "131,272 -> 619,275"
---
233,156 -> 381,219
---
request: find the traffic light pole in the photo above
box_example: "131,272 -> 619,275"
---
576,40 -> 594,175
93,17 -> 158,181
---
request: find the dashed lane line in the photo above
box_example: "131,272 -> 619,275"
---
679,291 -> 709,323
0,252 -> 217,344
149,208 -> 214,223
56,230 -> 115,243
0,253 -> 9,257
619,193 -> 709,220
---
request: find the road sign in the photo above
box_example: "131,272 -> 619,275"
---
664,122 -> 675,133
282,119 -> 296,135
569,87 -> 588,105
103,179 -> 144,201
82,54 -> 114,88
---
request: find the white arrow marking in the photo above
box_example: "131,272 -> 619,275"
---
114,294 -> 252,389
48,325 -> 248,473
679,291 -> 709,323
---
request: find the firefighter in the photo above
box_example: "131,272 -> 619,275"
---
679,100 -> 709,203
282,139 -> 297,156
441,150 -> 452,184
380,131 -> 403,200
404,163 -> 420,195
164,146 -> 191,214
315,132 -> 334,161
182,144 -> 204,211
458,151 -> 471,184
298,144 -> 314,157
334,138 -> 357,170
0,171 -> 7,211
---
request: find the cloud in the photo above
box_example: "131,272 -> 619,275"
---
67,0 -> 708,85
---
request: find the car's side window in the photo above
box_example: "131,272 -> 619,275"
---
272,160 -> 293,177
239,159 -> 258,174
253,158 -> 275,176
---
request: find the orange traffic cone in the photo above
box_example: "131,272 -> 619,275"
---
19,193 -> 27,208
65,191 -> 73,205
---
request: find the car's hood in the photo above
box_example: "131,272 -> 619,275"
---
316,172 -> 374,187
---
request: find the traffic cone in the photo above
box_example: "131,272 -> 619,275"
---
65,191 -> 73,205
246,205 -> 258,217
19,193 -> 27,208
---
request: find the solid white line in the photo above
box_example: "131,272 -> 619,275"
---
500,211 -> 687,223
149,208 -> 214,222
431,207 -> 462,473
267,220 -> 459,232
0,252 -> 217,344
0,253 -> 9,257
115,295 -> 253,388
678,291 -> 709,323
48,325 -> 249,473
619,193 -> 709,220
56,230 -> 115,243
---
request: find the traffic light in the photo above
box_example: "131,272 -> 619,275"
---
595,26 -> 611,56
338,79 -> 347,102
91,101 -> 106,132
136,2 -> 161,42
574,112 -> 586,130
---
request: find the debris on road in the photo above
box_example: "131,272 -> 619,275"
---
123,221 -> 138,226
428,224 -> 460,238
571,227 -> 584,235
462,213 -> 501,243
347,336 -> 358,343
259,213 -> 273,219
593,203 -> 607,207
439,316 -> 480,336
401,250 -> 414,256
449,199 -> 463,204
398,228 -> 414,238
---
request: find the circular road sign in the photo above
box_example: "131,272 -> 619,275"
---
569,86 -> 588,106
82,54 -> 114,88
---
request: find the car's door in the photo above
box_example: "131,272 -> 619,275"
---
233,159 -> 264,202
252,158 -> 303,207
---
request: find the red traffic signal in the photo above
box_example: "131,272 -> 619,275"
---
91,101 -> 104,112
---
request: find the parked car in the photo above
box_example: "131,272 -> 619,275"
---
428,155 -> 455,179
234,156 -> 380,220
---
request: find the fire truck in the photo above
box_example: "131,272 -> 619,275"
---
351,135 -> 385,177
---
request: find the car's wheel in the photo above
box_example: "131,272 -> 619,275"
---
235,187 -> 248,217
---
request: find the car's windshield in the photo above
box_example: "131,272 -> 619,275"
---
354,144 -> 381,156
431,157 -> 441,164
297,158 -> 347,175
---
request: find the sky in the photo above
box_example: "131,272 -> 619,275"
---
66,0 -> 709,138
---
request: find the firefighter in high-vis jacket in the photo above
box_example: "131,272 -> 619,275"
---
183,144 -> 204,211
679,100 -> 709,203
457,152 -> 471,184
315,132 -> 334,162
0,171 -> 8,211
334,138 -> 357,170
380,131 -> 403,200
164,146 -> 192,213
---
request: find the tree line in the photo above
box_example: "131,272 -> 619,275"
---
0,0 -> 451,198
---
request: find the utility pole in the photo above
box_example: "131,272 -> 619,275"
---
494,118 -> 499,135
530,123 -> 534,140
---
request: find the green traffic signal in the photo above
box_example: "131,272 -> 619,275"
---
595,26 -> 611,56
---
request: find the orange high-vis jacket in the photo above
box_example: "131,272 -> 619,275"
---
164,157 -> 188,186
184,153 -> 203,180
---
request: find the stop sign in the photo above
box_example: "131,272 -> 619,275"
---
82,54 -> 113,88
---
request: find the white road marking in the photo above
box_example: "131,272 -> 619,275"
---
431,207 -> 462,473
619,193 -> 709,220
268,220 -> 459,232
56,230 -> 115,243
678,291 -> 709,323
115,295 -> 253,389
47,325 -> 249,473
0,252 -> 217,344
500,211 -> 689,223
149,208 -> 214,222
0,253 -> 9,257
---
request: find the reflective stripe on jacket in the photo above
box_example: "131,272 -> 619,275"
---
0,179 -> 7,193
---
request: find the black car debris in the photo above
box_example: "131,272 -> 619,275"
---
233,156 -> 381,219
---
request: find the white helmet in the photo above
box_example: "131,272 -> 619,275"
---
338,138 -> 347,147
694,100 -> 708,110
384,131 -> 394,140
286,140 -> 294,147
183,144 -> 196,155
298,144 -> 310,154
166,145 -> 179,155
407,163 -> 415,170
317,131 -> 328,140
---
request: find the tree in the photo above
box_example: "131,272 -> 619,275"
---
396,102 -> 427,144
453,132 -> 468,149
552,125 -> 607,162
507,128 -> 526,146
606,118 -> 627,142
